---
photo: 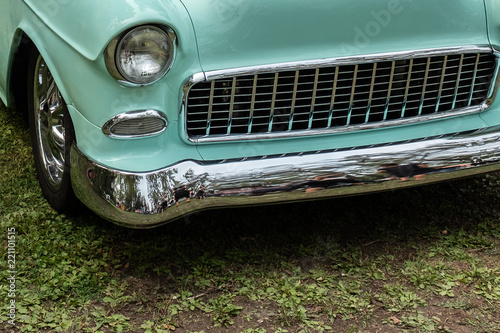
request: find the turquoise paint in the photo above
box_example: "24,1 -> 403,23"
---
1,0 -> 499,173
484,0 -> 500,50
0,0 -> 203,172
180,0 -> 489,71
21,0 -> 192,61
18,0 -> 201,125
67,105 -> 203,172
0,1 -> 23,106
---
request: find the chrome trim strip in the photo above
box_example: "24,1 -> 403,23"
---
487,52 -> 500,100
451,54 -> 463,110
206,81 -> 215,136
249,74 -> 258,133
204,46 -> 493,81
182,46 -> 498,143
346,64 -> 358,125
289,71 -> 300,131
188,103 -> 490,143
401,59 -> 413,118
365,63 -> 377,123
328,67 -> 340,127
418,58 -> 431,116
72,127 -> 500,228
435,56 -> 448,112
468,54 -> 481,106
268,73 -> 279,132
227,77 -> 237,134
383,61 -> 396,120
308,68 -> 320,129
102,110 -> 168,139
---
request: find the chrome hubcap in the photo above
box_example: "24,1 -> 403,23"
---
33,56 -> 66,189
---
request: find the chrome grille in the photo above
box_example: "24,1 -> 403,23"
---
186,52 -> 497,139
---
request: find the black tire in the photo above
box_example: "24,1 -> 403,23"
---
27,45 -> 78,211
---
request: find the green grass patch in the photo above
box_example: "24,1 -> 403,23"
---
2,101 -> 500,332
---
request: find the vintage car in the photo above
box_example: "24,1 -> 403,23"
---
1,0 -> 500,228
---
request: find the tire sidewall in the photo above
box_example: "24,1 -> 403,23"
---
27,45 -> 76,211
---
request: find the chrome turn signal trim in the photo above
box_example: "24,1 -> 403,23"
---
102,110 -> 168,139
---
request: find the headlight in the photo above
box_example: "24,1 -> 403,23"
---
105,25 -> 176,85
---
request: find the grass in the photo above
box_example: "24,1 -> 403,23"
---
2,100 -> 500,332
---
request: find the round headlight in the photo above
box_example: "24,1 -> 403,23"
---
114,25 -> 175,84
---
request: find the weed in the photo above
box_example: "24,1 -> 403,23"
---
207,294 -> 243,327
398,312 -> 438,332
376,284 -> 427,312
3,101 -> 500,331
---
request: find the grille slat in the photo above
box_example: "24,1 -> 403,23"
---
186,52 -> 497,139
468,54 -> 481,106
451,55 -> 465,110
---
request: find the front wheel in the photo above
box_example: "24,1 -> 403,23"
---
27,47 -> 78,211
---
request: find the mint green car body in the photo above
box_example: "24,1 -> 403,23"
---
2,0 -> 500,227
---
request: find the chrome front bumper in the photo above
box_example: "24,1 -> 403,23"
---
71,129 -> 500,228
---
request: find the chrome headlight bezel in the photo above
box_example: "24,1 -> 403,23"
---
105,25 -> 176,85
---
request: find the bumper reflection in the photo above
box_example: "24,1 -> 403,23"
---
71,129 -> 500,228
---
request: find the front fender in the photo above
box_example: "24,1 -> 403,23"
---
11,0 -> 204,172
16,0 -> 201,123
22,0 -> 194,61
